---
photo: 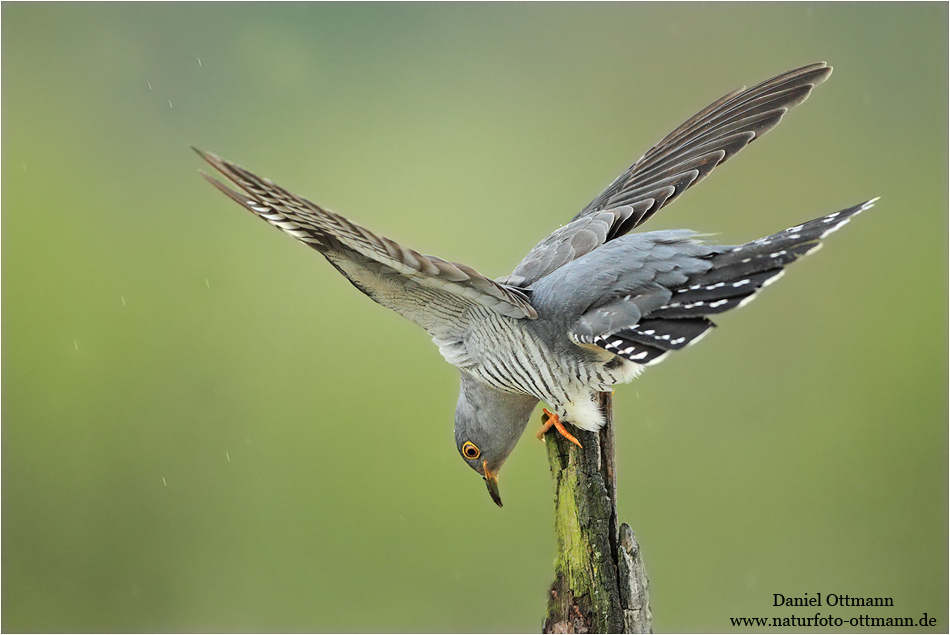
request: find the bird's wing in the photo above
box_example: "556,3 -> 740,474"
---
196,150 -> 537,346
505,63 -> 833,288
562,199 -> 876,366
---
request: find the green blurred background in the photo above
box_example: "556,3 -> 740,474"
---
3,3 -> 946,632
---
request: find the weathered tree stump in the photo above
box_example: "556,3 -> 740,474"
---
542,392 -> 652,634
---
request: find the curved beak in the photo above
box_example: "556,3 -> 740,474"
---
483,461 -> 503,507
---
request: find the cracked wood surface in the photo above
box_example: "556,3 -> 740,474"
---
542,392 -> 652,634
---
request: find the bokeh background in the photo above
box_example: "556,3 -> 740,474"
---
3,3 -> 946,633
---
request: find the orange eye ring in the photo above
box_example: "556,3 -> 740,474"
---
462,441 -> 480,459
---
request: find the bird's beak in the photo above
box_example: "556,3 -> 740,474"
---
483,461 -> 503,507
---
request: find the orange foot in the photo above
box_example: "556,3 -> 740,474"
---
536,408 -> 583,448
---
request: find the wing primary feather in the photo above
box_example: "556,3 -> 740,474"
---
510,64 -> 832,287
195,148 -> 539,322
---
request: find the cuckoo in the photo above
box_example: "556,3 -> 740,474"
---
196,62 -> 874,506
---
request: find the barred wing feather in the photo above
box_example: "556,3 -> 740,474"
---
196,150 -> 537,344
509,63 -> 833,287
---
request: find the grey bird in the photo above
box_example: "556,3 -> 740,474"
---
195,62 -> 874,507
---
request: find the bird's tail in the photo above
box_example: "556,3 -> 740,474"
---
602,198 -> 878,365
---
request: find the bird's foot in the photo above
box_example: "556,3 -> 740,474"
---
536,408 -> 583,448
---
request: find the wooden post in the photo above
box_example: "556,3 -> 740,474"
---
542,392 -> 652,634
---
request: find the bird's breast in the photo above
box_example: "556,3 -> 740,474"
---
462,310 -> 644,418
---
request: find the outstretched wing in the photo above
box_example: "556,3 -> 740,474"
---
196,150 -> 537,346
505,63 -> 833,288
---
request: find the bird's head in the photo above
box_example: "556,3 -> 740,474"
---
454,372 -> 539,507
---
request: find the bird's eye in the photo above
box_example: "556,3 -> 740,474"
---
462,441 -> 480,459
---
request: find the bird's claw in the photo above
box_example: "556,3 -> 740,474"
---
536,408 -> 583,448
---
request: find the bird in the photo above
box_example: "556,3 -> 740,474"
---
195,62 -> 874,507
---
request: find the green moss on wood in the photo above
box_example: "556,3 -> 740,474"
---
542,394 -> 652,634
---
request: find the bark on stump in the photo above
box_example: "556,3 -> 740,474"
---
542,392 -> 652,634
